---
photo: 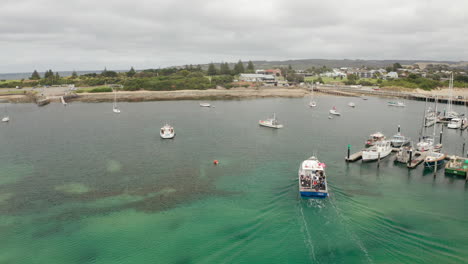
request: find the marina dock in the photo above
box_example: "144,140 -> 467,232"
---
345,151 -> 362,162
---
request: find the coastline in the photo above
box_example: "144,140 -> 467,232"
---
68,88 -> 310,103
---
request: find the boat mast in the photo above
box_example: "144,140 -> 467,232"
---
420,97 -> 427,141
448,73 -> 453,114
433,96 -> 438,141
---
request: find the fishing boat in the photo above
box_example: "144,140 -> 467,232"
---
329,106 -> 340,116
448,118 -> 462,129
160,124 -> 175,139
348,102 -> 356,108
362,140 -> 392,161
259,113 -> 283,129
390,134 -> 410,147
112,89 -> 120,113
390,126 -> 410,147
200,103 -> 211,107
298,156 -> 328,198
424,151 -> 446,168
388,101 -> 405,107
445,156 -> 468,177
365,132 -> 386,147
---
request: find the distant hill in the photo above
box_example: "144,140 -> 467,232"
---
248,59 -> 468,70
194,59 -> 468,71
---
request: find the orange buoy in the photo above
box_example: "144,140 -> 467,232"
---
213,160 -> 219,165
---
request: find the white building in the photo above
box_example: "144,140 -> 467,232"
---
385,72 -> 399,79
239,74 -> 276,83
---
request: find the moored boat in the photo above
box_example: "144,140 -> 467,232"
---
200,103 -> 211,107
390,125 -> 410,147
388,101 -> 405,107
445,156 -> 468,177
365,132 -> 385,147
259,113 -> 283,129
160,124 -> 175,139
329,106 -> 340,116
424,151 -> 446,168
298,156 -> 328,198
362,140 -> 392,161
348,102 -> 356,107
390,134 -> 410,147
448,118 -> 462,129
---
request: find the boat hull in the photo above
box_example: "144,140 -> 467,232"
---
259,123 -> 283,129
445,168 -> 467,177
160,133 -> 175,139
300,191 -> 328,198
424,155 -> 446,167
362,149 -> 392,161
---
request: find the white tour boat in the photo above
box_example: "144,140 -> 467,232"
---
259,113 -> 283,129
365,132 -> 386,147
160,124 -> 175,139
298,156 -> 328,198
329,106 -> 341,116
362,140 -> 392,162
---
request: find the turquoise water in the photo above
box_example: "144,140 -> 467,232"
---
0,96 -> 467,263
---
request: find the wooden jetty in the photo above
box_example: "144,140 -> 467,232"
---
345,151 -> 362,162
407,151 -> 427,169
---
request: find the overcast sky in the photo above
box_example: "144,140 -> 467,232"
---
1,0 -> 467,73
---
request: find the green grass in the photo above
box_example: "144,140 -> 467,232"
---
76,86 -> 113,93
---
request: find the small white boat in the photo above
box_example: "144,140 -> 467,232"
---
328,116 -> 333,119
112,89 -> 120,113
298,156 -> 328,198
309,101 -> 317,107
329,106 -> 340,116
200,103 -> 211,107
388,101 -> 405,107
362,140 -> 392,161
448,118 -> 462,129
160,124 -> 175,139
348,102 -> 356,107
259,113 -> 283,129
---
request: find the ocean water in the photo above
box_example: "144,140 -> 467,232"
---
0,96 -> 467,263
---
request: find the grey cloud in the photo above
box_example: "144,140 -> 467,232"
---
0,0 -> 467,72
